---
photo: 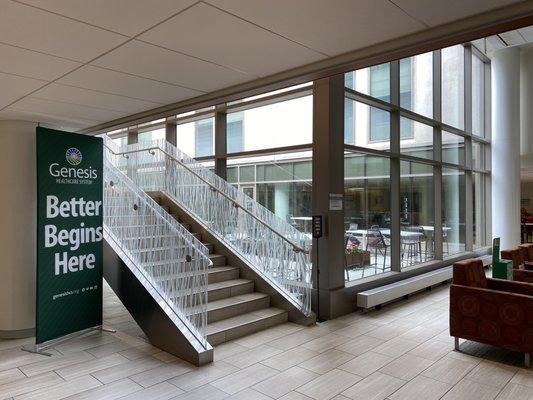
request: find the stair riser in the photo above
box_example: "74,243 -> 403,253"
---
208,268 -> 239,284
204,243 -> 214,253
210,255 -> 227,267
208,311 -> 288,346
208,282 -> 254,301
208,296 -> 270,323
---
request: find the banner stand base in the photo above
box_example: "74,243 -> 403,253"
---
21,325 -> 115,357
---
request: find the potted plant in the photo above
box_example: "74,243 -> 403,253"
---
345,240 -> 371,267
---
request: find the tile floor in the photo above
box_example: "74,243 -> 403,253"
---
1,279 -> 532,400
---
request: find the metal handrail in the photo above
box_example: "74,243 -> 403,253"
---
104,144 -> 309,254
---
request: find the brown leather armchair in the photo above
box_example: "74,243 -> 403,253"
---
450,259 -> 533,367
501,248 -> 533,284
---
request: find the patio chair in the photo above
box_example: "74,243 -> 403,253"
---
365,227 -> 389,272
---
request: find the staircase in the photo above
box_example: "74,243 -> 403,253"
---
102,136 -> 313,365
151,194 -> 288,345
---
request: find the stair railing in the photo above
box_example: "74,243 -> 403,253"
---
107,138 -> 312,316
103,138 -> 212,348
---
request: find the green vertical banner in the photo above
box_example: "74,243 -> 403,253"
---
36,127 -> 103,345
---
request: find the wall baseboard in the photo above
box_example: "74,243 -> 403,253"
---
0,328 -> 35,339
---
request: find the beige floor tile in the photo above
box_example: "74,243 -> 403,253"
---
341,371 -> 405,400
364,324 -> 411,341
422,354 -> 478,385
253,366 -> 318,399
261,346 -> 319,371
62,378 -> 143,400
19,350 -> 95,377
224,344 -> 282,369
268,331 -> 320,351
211,363 -> 278,395
440,378 -> 501,400
372,337 -> 419,358
0,369 -> 25,386
510,369 -> 533,389
213,342 -> 249,361
333,321 -> 380,339
168,361 -> 238,392
171,384 -> 228,400
279,391 -> 314,400
227,388 -> 272,399
232,328 -> 287,349
379,353 -> 434,380
334,335 -> 384,356
129,360 -> 194,387
407,339 -> 454,361
299,349 -> 354,374
338,351 -> 393,378
465,360 -> 518,389
301,333 -> 351,353
55,353 -> 130,380
389,375 -> 452,400
397,326 -> 440,344
91,356 -> 164,384
0,372 -> 64,399
114,381 -> 184,400
496,383 -> 533,400
14,375 -> 101,400
296,369 -> 362,400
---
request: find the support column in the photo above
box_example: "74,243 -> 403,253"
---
520,48 -> 533,170
165,122 -> 176,147
312,75 -> 346,320
214,106 -> 227,179
0,121 -> 37,338
127,128 -> 138,145
492,47 -> 521,249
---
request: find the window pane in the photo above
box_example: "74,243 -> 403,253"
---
345,98 -> 391,150
370,63 -> 390,102
195,118 -> 214,157
472,54 -> 485,137
400,161 -> 434,268
401,52 -> 433,118
442,45 -> 465,129
443,168 -> 466,256
472,141 -> 484,170
138,128 -> 165,143
234,95 -> 312,152
239,165 -> 254,182
227,167 -> 238,183
227,111 -> 244,153
344,154 -> 391,281
442,131 -> 465,165
175,117 -> 214,157
473,172 -> 486,249
227,152 -> 312,234
400,118 -> 433,160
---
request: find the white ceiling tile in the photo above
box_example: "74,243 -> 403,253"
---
91,40 -> 251,92
31,83 -> 162,114
11,97 -> 126,122
0,108 -> 94,131
0,72 -> 47,109
57,65 -> 202,104
0,0 -> 127,62
500,30 -> 526,46
139,3 -> 324,77
17,0 -> 197,37
0,43 -> 80,81
519,26 -> 533,42
207,0 -> 426,56
390,0 -> 522,27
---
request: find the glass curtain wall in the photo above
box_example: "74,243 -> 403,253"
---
343,44 -> 491,282
225,90 -> 313,235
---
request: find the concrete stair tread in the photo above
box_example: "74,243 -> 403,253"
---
207,292 -> 269,312
208,279 -> 252,291
207,307 -> 287,335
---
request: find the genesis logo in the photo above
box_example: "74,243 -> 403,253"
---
66,148 -> 82,165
